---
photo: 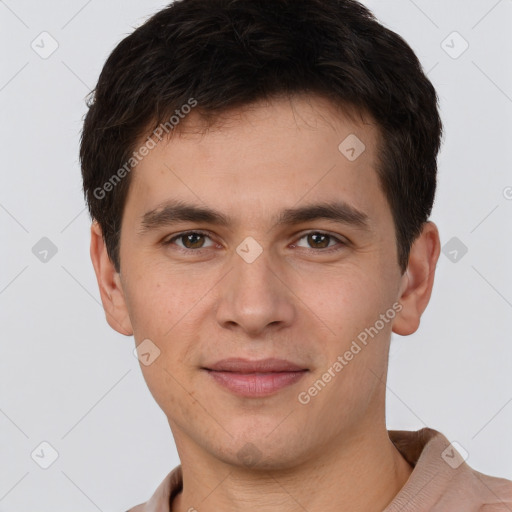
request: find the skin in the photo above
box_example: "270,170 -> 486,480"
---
90,94 -> 440,512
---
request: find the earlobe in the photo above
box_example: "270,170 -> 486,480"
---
89,221 -> 134,336
392,221 -> 441,336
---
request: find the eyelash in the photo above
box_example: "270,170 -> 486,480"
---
162,230 -> 348,254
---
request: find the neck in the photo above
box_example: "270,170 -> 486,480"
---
171,425 -> 413,512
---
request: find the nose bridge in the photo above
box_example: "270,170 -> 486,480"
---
215,240 -> 295,334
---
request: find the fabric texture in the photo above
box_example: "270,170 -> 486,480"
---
126,428 -> 512,512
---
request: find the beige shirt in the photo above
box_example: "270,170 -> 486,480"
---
127,428 -> 512,511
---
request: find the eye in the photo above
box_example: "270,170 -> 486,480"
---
163,230 -> 216,251
292,231 -> 347,251
162,230 -> 348,254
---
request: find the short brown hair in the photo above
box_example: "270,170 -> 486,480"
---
80,0 -> 443,273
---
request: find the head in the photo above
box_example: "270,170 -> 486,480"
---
82,0 -> 442,469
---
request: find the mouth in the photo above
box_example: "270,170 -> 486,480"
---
202,358 -> 309,398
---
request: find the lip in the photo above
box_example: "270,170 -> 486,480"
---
203,358 -> 308,398
205,358 -> 306,373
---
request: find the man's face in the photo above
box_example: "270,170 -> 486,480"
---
114,95 -> 406,468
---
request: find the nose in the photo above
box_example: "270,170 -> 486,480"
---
215,244 -> 296,337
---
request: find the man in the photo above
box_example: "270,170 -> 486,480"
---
80,0 -> 512,510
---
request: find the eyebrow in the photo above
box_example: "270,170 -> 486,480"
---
138,199 -> 370,236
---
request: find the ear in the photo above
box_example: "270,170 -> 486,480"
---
392,221 -> 441,336
90,221 -> 133,336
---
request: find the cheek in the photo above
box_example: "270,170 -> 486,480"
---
123,263 -> 203,339
125,270 -> 205,414
299,267 -> 396,405
298,265 -> 391,338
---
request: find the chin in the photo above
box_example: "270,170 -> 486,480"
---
213,428 -> 314,472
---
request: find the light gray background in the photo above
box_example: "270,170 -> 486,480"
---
1,0 -> 511,510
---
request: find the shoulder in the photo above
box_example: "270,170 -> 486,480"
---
125,505 -> 145,512
386,428 -> 512,511
465,469 -> 512,510
124,465 -> 182,512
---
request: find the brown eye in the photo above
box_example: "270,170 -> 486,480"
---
163,231 -> 215,251
181,233 -> 206,249
307,233 -> 331,249
294,231 -> 344,250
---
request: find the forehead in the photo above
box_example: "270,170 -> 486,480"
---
123,95 -> 389,229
